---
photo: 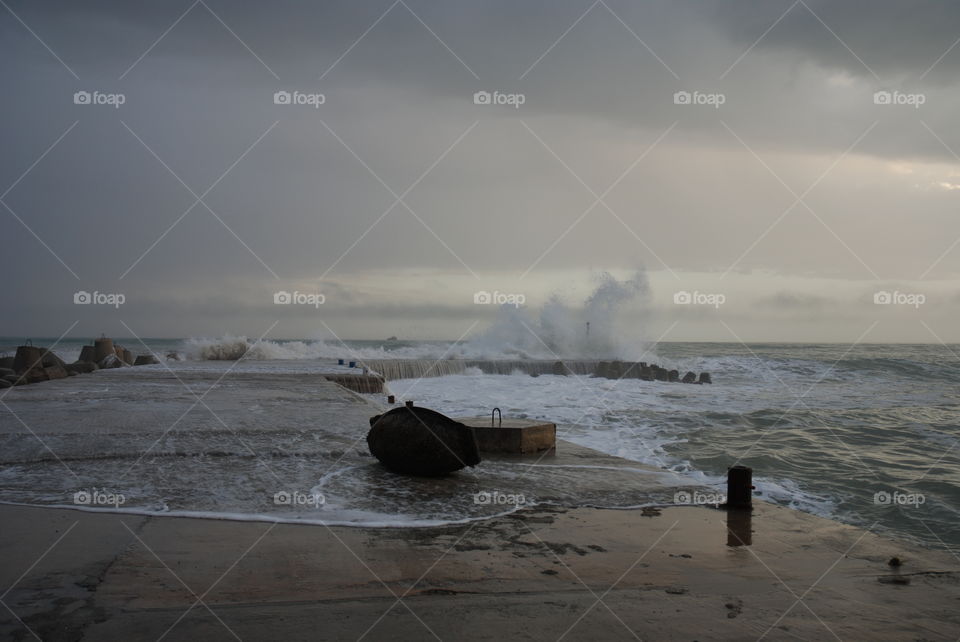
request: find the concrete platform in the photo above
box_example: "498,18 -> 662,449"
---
458,417 -> 556,454
1,500 -> 958,641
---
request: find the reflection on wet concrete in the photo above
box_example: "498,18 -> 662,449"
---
726,508 -> 753,546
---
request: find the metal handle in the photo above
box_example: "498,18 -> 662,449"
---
492,407 -> 501,427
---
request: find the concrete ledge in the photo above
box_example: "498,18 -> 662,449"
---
458,417 -> 556,454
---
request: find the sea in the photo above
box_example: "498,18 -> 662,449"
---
0,336 -> 957,553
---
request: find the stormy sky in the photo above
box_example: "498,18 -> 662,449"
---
2,0 -> 960,344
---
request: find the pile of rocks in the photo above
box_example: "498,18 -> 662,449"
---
0,336 -> 161,389
593,361 -> 711,384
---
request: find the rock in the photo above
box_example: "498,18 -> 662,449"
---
13,345 -> 43,373
17,368 -> 48,385
668,369 -> 680,382
166,352 -> 181,361
367,405 -> 481,476
0,357 -> 14,370
78,345 -> 97,363
681,371 -> 697,384
698,372 -> 712,384
39,349 -> 66,369
0,380 -> 11,389
0,367 -> 13,378
44,365 -> 68,380
639,365 -> 653,381
93,337 -> 115,363
98,354 -> 124,369
66,361 -> 97,374
134,354 -> 160,366
2,373 -> 17,384
654,367 -> 669,382
122,349 -> 135,366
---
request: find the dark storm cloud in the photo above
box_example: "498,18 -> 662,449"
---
3,0 -> 960,339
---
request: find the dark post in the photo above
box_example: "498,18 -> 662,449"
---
727,465 -> 753,509
387,395 -> 395,404
405,400 -> 414,408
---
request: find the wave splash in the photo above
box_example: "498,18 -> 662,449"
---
185,271 -> 653,361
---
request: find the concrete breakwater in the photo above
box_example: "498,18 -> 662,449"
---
0,337 -> 160,389
356,359 -> 711,384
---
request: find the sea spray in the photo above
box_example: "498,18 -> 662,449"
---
472,271 -> 652,359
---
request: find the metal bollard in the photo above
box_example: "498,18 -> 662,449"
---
726,465 -> 753,509
387,395 -> 395,404
405,400 -> 414,408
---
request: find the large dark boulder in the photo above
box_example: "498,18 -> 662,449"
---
367,406 -> 481,476
681,371 -> 697,384
698,372 -> 712,384
134,354 -> 160,366
67,361 -> 97,374
39,349 -> 65,368
0,357 -> 14,370
78,345 -> 97,363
